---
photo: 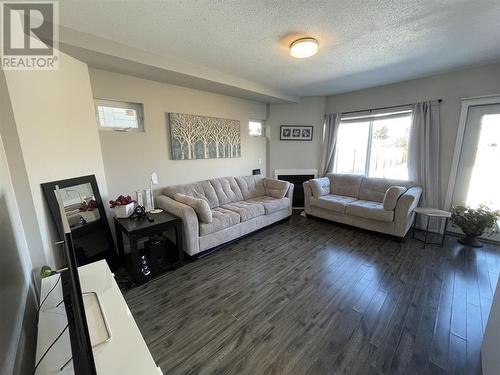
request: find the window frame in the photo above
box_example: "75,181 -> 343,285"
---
94,98 -> 145,132
333,110 -> 412,178
248,119 -> 265,137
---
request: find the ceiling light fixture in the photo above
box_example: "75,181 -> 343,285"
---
290,37 -> 319,58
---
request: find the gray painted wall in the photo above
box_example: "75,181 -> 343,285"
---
89,69 -> 268,199
267,96 -> 326,176
325,62 -> 500,207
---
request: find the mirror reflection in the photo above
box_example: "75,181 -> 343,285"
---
60,183 -> 101,228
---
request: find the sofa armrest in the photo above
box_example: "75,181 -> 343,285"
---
156,195 -> 200,256
394,186 -> 422,236
303,181 -> 312,213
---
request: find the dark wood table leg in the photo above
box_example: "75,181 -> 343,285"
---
115,221 -> 125,261
174,222 -> 184,263
129,234 -> 143,285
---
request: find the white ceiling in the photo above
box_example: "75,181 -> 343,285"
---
59,0 -> 500,98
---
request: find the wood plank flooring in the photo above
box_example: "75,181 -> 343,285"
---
125,211 -> 500,375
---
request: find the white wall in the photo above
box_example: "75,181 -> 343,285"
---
325,62 -> 500,205
3,52 -> 108,268
0,131 -> 33,375
88,69 -> 267,199
267,96 -> 326,176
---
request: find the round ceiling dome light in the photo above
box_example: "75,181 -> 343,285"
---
290,37 -> 319,58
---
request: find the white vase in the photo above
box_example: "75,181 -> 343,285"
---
114,202 -> 135,218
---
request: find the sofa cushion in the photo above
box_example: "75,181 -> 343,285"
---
383,186 -> 407,210
263,178 -> 290,199
326,174 -> 363,198
221,201 -> 265,222
199,207 -> 240,236
310,194 -> 357,213
163,180 -> 219,208
309,177 -> 330,198
235,175 -> 266,199
247,196 -> 290,214
173,193 -> 212,223
346,200 -> 394,222
209,177 -> 244,205
358,177 -> 413,203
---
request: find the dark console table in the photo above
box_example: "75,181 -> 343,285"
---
114,212 -> 184,285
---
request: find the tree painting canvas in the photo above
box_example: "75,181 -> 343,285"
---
168,112 -> 241,160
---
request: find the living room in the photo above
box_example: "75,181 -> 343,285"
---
1,1 -> 500,374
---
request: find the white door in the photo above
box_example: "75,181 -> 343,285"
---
451,103 -> 500,242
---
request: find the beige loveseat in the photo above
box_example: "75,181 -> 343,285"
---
156,175 -> 294,256
304,174 -> 422,238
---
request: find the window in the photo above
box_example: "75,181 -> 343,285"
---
94,99 -> 144,131
334,111 -> 411,180
249,120 -> 264,136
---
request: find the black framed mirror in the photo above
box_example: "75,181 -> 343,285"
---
42,175 -> 117,268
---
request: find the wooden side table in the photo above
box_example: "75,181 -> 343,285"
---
412,207 -> 451,247
114,212 -> 184,285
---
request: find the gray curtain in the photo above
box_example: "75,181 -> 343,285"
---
320,113 -> 342,176
408,101 -> 441,229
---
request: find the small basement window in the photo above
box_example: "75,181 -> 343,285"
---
95,99 -> 144,131
249,120 -> 264,136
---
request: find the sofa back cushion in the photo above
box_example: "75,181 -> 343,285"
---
359,177 -> 413,203
209,177 -> 244,205
173,193 -> 212,223
235,175 -> 266,199
163,180 -> 219,208
326,173 -> 363,198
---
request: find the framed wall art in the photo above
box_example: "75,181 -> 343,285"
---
280,125 -> 313,141
168,112 -> 241,160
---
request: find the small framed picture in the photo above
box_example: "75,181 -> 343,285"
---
280,125 -> 313,141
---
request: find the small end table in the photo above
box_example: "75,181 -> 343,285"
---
114,212 -> 184,285
412,207 -> 451,248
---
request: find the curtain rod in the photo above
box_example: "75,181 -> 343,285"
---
340,99 -> 442,115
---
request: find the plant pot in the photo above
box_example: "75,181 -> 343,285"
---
458,235 -> 483,248
113,202 -> 135,218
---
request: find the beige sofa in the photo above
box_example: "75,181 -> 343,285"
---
156,175 -> 294,256
303,173 -> 422,238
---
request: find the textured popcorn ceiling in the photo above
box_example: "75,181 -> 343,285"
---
59,0 -> 500,96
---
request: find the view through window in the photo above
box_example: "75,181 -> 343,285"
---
249,120 -> 263,136
95,99 -> 144,131
466,113 -> 500,210
334,112 -> 412,180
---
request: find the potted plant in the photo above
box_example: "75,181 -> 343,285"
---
450,205 -> 500,247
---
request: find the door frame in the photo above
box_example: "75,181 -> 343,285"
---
444,94 -> 500,211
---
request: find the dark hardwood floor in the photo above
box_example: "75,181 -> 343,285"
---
125,211 -> 500,375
